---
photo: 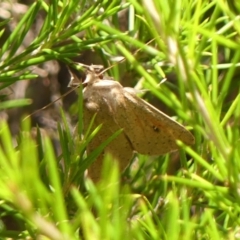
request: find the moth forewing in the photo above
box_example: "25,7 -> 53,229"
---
84,117 -> 134,181
117,88 -> 195,154
83,127 -> 124,170
83,80 -> 135,181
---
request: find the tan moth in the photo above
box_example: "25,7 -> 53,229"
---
69,63 -> 195,181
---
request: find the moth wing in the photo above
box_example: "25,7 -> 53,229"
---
83,84 -> 134,181
113,88 -> 194,155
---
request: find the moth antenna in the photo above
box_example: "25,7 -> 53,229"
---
99,38 -> 157,76
23,86 -> 78,121
134,38 -> 156,55
99,63 -> 118,76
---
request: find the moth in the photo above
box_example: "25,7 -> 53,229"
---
69,64 -> 195,181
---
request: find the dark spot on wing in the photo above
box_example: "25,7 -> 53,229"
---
152,125 -> 160,132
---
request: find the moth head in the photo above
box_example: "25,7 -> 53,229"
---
84,64 -> 104,84
67,63 -> 104,88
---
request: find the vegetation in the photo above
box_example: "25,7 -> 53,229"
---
0,0 -> 240,239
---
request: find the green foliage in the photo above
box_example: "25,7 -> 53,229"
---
1,0 -> 240,239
